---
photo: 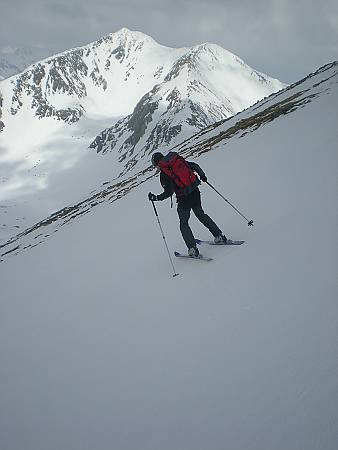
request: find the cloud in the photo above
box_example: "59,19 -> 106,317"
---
0,47 -> 18,54
44,1 -> 87,17
0,0 -> 337,82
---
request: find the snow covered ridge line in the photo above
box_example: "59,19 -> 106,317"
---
0,167 -> 154,262
176,61 -> 338,157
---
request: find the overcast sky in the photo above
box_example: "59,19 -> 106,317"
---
1,0 -> 338,82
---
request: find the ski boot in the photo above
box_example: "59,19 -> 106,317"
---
214,234 -> 227,244
188,246 -> 201,258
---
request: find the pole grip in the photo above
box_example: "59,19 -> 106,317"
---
151,199 -> 158,217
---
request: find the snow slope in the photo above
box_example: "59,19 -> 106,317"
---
0,62 -> 337,450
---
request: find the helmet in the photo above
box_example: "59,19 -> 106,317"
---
151,152 -> 164,167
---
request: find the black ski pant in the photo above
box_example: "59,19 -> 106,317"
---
177,188 -> 222,249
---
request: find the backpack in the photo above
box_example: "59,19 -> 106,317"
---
158,152 -> 199,195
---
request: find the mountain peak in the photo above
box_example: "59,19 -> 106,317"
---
115,27 -> 139,36
110,27 -> 156,45
188,42 -> 244,66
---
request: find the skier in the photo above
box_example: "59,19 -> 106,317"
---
148,151 -> 227,257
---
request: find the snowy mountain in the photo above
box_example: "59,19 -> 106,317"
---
0,28 -> 285,238
0,28 -> 285,173
0,61 -> 337,450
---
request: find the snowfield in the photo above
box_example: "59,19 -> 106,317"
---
0,62 -> 337,450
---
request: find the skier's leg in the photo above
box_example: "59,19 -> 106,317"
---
177,205 -> 196,249
192,190 -> 223,237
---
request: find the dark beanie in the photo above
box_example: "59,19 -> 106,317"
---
151,152 -> 164,166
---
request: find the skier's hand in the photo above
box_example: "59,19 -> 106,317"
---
200,174 -> 207,182
148,192 -> 158,201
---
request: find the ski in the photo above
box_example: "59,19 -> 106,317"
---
174,251 -> 213,262
195,238 -> 245,246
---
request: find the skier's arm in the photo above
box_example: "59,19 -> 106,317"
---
156,173 -> 175,200
148,173 -> 174,201
188,161 -> 207,182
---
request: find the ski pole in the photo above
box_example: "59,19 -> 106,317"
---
150,200 -> 179,277
206,181 -> 254,226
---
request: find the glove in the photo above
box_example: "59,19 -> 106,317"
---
200,174 -> 207,182
148,192 -> 158,201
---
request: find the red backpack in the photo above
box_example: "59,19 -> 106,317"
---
158,152 -> 198,194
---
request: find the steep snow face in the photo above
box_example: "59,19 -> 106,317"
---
0,62 -> 337,450
175,61 -> 338,159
